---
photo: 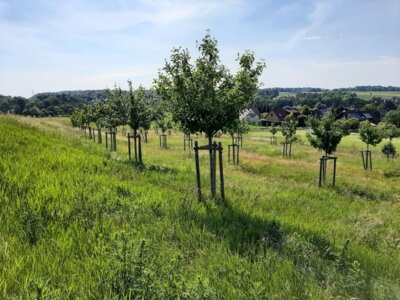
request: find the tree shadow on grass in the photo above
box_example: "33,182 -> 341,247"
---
192,202 -> 337,262
180,201 -> 372,297
114,159 -> 178,175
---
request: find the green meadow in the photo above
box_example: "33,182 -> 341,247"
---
275,91 -> 400,100
353,91 -> 400,100
0,116 -> 399,299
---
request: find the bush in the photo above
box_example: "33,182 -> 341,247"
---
381,142 -> 396,160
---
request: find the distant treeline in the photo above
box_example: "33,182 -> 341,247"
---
0,90 -> 107,116
1,86 -> 399,117
334,86 -> 400,92
269,86 -> 400,93
250,90 -> 399,115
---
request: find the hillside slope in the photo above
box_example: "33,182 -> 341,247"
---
0,116 -> 399,299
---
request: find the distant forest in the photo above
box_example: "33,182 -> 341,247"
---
0,86 -> 399,117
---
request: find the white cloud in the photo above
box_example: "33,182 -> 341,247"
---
286,0 -> 334,47
41,0 -> 247,35
304,35 -> 322,40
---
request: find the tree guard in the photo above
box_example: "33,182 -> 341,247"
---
105,131 -> 109,149
127,132 -> 142,163
270,136 -> 277,145
361,150 -> 373,170
159,134 -> 167,148
319,156 -> 337,187
142,130 -> 148,143
97,128 -> 102,144
228,143 -> 239,164
122,127 -> 127,137
184,134 -> 193,152
105,130 -> 117,151
235,135 -> 243,148
282,142 -> 292,158
194,141 -> 225,203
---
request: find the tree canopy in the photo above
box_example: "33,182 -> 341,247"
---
306,112 -> 349,156
359,121 -> 383,150
154,32 -> 265,141
280,115 -> 297,143
126,81 -> 151,133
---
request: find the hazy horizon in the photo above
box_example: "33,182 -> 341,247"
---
1,0 -> 399,97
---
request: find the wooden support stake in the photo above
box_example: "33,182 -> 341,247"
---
319,157 -> 323,187
218,142 -> 225,203
128,133 -> 131,160
134,132 -> 137,162
194,141 -> 202,201
98,128 -> 102,144
333,157 -> 337,187
361,150 -> 372,170
212,142 -> 217,198
138,134 -> 142,163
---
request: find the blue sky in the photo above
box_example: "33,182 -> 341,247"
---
0,0 -> 399,97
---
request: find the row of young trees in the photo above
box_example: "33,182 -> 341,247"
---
268,113 -> 398,160
267,112 -> 399,185
70,32 -> 397,198
71,33 -> 265,200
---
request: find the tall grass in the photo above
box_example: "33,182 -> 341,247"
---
0,116 -> 399,299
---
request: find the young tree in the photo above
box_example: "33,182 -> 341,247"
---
280,114 -> 297,158
70,108 -> 81,128
224,119 -> 249,145
269,124 -> 278,144
379,122 -> 399,161
281,114 -> 297,144
126,82 -> 147,135
379,122 -> 400,143
384,110 -> 400,128
104,84 -> 129,151
107,84 -> 129,131
307,112 -> 349,157
269,124 -> 278,135
382,142 -> 396,161
77,104 -> 91,131
359,121 -> 383,151
359,121 -> 383,170
151,97 -> 168,134
126,81 -> 150,162
307,112 -> 349,186
154,32 -> 265,198
92,100 -> 108,143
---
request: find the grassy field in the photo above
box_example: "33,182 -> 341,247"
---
276,91 -> 400,100
352,91 -> 400,100
0,116 -> 399,299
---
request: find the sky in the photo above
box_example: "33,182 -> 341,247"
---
0,0 -> 399,97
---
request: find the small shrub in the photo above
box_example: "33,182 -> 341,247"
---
381,142 -> 396,160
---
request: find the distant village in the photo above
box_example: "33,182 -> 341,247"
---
241,90 -> 400,128
241,106 -> 380,127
